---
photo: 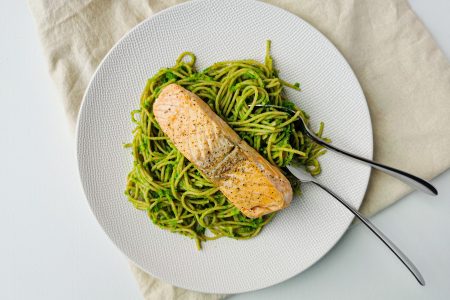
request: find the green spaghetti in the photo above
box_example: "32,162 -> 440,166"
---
125,41 -> 328,249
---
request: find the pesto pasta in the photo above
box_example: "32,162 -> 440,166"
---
125,41 -> 327,249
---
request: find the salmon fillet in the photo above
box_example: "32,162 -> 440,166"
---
153,84 -> 293,218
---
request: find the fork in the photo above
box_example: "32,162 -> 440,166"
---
255,104 -> 438,196
287,163 -> 425,285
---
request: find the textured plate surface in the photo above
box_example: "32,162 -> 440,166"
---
77,0 -> 373,294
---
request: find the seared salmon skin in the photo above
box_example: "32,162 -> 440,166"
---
153,84 -> 293,218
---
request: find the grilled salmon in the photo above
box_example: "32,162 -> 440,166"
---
153,84 -> 293,218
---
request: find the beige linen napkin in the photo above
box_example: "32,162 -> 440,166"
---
29,0 -> 450,299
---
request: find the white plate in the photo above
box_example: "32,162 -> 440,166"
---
77,0 -> 373,294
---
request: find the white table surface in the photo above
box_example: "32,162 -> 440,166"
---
1,1 -> 449,299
